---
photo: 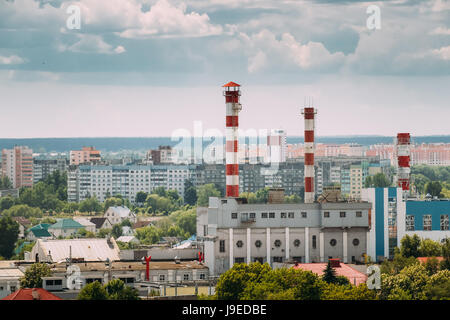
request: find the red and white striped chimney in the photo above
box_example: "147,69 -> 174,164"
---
223,82 -> 242,197
396,133 -> 411,192
302,107 -> 317,203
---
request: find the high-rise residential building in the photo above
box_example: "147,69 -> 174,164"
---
33,158 -> 69,183
267,129 -> 287,163
1,146 -> 33,188
70,146 -> 101,165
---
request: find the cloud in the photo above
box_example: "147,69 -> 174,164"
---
0,55 -> 26,65
432,46 -> 450,60
60,34 -> 126,54
116,0 -> 222,38
430,27 -> 450,35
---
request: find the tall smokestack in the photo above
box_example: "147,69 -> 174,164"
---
302,106 -> 317,203
396,133 -> 411,193
223,82 -> 242,197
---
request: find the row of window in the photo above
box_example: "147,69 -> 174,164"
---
231,211 -> 363,220
406,214 -> 449,231
219,237 -> 360,252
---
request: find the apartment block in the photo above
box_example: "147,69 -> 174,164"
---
1,146 -> 33,188
70,147 -> 101,165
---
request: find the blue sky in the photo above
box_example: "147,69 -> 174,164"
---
0,0 -> 449,138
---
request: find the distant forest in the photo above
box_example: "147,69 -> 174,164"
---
0,135 -> 449,153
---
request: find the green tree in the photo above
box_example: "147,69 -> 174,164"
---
0,176 -> 13,189
419,239 -> 442,257
0,216 -> 20,259
111,224 -> 123,239
152,186 -> 168,198
184,180 -> 197,205
0,196 -> 15,211
77,281 -> 108,300
365,173 -> 391,188
425,181 -> 443,198
424,257 -> 440,275
20,263 -> 52,288
135,191 -> 148,205
322,261 -> 337,284
2,204 -> 43,218
424,270 -> 450,300
197,184 -> 221,207
104,279 -> 140,300
215,262 -> 272,300
103,197 -> 124,212
97,228 -> 111,239
400,234 -> 421,258
321,283 -> 377,300
78,197 -> 102,213
381,263 -> 430,300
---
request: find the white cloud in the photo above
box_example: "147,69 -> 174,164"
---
116,0 -> 222,38
430,27 -> 450,35
432,46 -> 450,60
0,55 -> 26,65
60,34 -> 126,54
238,29 -> 345,73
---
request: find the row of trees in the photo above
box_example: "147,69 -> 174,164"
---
411,165 -> 450,197
209,262 -> 377,300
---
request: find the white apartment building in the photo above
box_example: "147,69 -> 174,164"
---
68,164 -> 196,203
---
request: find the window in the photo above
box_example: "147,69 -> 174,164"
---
253,257 -> 264,263
231,212 -> 237,219
281,212 -> 287,218
199,273 -> 206,280
269,212 -> 275,218
330,239 -> 337,246
250,212 -> 256,219
219,240 -> 225,253
183,274 -> 189,281
356,211 -> 362,217
274,239 -> 281,247
288,212 -> 295,218
261,212 -> 268,219
293,239 -> 301,247
352,238 -> 360,246
235,257 -> 245,263
441,215 -> 449,231
159,274 -> 165,281
273,256 -> 283,263
301,212 -> 307,218
406,215 -> 415,231
46,280 -> 54,286
324,212 -> 330,218
10,286 -> 16,292
236,240 -> 243,248
255,240 -> 262,248
203,225 -> 208,236
340,212 -> 346,218
423,215 -> 432,231
312,235 -> 317,249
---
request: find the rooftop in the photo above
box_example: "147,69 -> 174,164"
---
2,288 -> 62,300
48,219 -> 84,230
293,262 -> 367,286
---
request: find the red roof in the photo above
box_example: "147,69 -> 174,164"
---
2,288 -> 62,300
222,81 -> 240,87
417,257 -> 444,263
293,263 -> 367,286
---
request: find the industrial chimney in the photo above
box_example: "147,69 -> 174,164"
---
396,133 -> 411,193
302,104 -> 317,203
223,82 -> 242,198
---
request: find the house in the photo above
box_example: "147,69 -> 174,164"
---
12,217 -> 31,239
2,288 -> 62,300
0,261 -> 24,299
121,226 -> 134,236
26,223 -> 52,241
116,235 -> 140,245
90,217 -> 113,231
104,206 -> 136,225
132,220 -> 152,229
31,238 -> 121,263
48,219 -> 84,238
73,217 -> 96,233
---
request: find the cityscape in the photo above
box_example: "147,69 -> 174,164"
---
0,0 -> 449,309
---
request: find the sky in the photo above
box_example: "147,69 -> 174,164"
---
0,0 -> 449,138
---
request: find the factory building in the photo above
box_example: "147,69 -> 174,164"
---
197,193 -> 371,276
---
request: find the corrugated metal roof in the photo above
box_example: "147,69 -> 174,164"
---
36,238 -> 120,262
48,219 -> 84,230
108,206 -> 133,218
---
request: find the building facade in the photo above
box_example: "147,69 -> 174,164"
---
1,146 -> 33,188
197,197 -> 371,276
33,158 -> 68,183
70,146 -> 101,165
